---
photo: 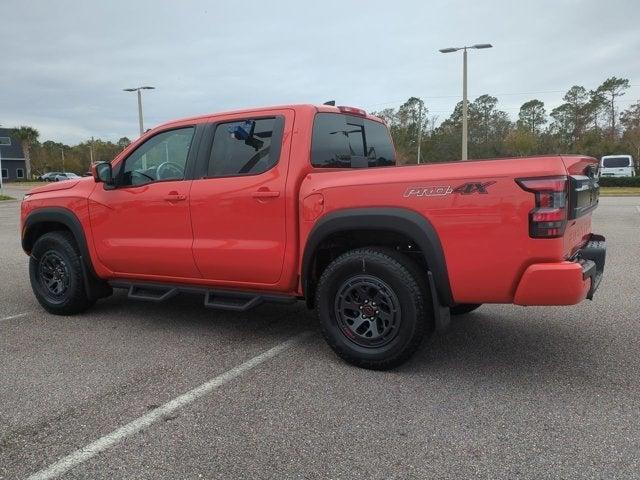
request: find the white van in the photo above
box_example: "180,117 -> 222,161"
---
599,155 -> 635,177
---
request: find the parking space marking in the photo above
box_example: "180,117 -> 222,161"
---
0,312 -> 30,322
27,331 -> 312,480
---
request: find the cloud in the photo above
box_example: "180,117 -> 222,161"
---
1,0 -> 638,144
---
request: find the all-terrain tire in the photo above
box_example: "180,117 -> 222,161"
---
29,231 -> 95,315
316,248 -> 433,370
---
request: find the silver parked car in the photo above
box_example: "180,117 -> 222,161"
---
54,172 -> 81,182
39,172 -> 63,182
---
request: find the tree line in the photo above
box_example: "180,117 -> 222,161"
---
373,76 -> 639,164
32,137 -> 131,176
7,76 -> 639,179
11,132 -> 131,179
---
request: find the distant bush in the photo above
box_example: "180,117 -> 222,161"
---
598,176 -> 640,187
14,178 -> 44,183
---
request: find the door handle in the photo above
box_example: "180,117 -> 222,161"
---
251,189 -> 280,199
164,192 -> 187,202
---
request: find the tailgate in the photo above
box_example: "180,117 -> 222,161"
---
561,156 -> 600,257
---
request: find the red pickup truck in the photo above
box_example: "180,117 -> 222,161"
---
20,104 -> 605,369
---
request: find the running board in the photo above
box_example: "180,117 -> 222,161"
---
204,290 -> 264,311
127,284 -> 179,302
109,280 -> 297,312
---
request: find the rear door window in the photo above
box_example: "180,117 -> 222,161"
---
311,113 -> 395,168
206,117 -> 283,177
602,157 -> 631,168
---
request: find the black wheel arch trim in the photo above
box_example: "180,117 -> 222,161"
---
302,207 -> 453,306
22,207 -> 112,300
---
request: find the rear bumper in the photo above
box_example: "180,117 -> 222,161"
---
514,234 -> 606,306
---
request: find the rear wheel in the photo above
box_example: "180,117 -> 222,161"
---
316,248 -> 432,370
29,231 -> 95,315
450,303 -> 482,315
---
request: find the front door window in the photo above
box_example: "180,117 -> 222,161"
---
120,127 -> 195,186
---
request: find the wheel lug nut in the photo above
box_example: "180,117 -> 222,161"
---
364,300 -> 369,304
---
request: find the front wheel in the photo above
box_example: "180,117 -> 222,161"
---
29,231 -> 95,315
316,248 -> 432,370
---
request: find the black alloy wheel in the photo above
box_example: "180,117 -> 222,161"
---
37,250 -> 71,301
334,274 -> 401,348
29,231 -> 95,315
316,248 -> 434,370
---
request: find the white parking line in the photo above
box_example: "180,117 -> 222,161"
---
27,331 -> 312,480
0,312 -> 30,322
636,205 -> 640,214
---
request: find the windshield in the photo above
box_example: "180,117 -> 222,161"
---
602,157 -> 631,168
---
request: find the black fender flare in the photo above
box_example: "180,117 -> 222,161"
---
301,207 -> 453,306
22,207 -> 112,300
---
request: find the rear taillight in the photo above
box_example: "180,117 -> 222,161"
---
516,176 -> 568,238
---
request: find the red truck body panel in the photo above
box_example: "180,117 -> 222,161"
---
299,155 -> 595,304
21,104 -> 602,308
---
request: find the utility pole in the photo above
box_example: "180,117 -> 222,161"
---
61,148 -> 65,172
439,43 -> 493,161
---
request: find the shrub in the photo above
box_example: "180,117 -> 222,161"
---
598,176 -> 640,187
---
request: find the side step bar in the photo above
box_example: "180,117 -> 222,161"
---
109,280 -> 297,312
128,284 -> 179,302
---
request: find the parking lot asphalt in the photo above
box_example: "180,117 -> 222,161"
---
1,194 -> 639,479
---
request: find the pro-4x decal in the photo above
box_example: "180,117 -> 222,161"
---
404,181 -> 496,197
403,186 -> 453,197
452,181 -> 496,194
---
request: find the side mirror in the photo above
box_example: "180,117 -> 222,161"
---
92,162 -> 113,184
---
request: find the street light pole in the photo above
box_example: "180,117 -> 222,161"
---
462,48 -> 468,161
439,43 -> 492,161
137,89 -> 144,136
123,86 -> 155,137
417,102 -> 423,164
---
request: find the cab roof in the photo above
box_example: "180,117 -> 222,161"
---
156,104 -> 384,130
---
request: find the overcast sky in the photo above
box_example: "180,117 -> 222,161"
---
1,0 -> 639,144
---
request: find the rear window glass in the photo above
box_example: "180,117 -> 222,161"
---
602,157 -> 631,168
311,113 -> 395,168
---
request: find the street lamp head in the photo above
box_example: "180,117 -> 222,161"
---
439,47 -> 460,53
471,43 -> 493,49
123,86 -> 155,92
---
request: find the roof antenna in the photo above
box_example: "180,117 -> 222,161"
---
323,100 -> 336,106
